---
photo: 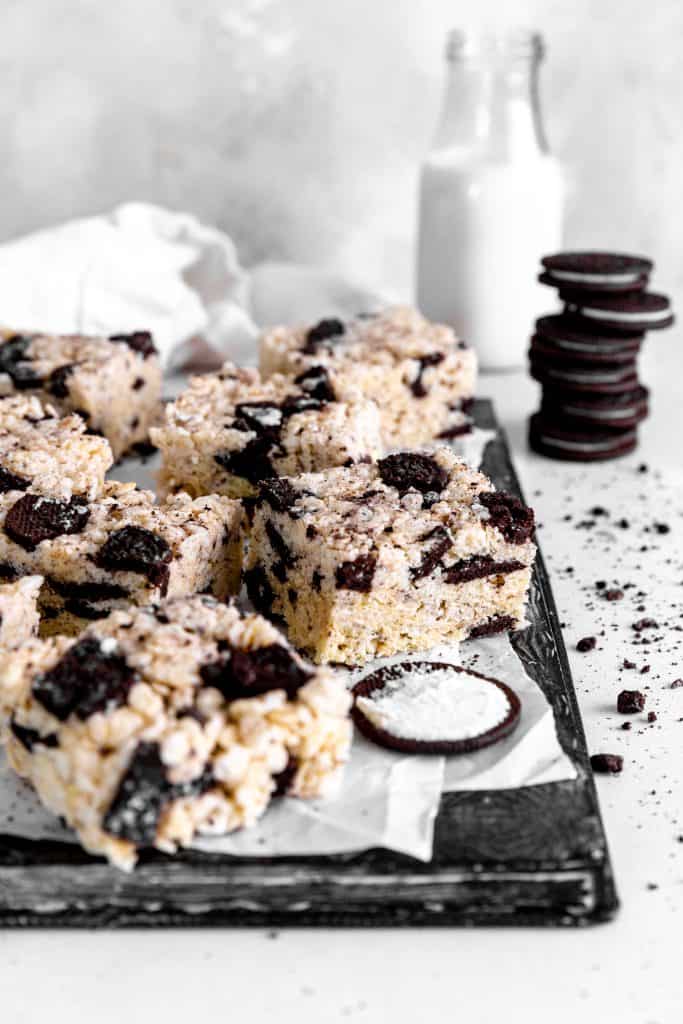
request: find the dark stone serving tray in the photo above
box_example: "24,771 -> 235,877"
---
0,399 -> 618,927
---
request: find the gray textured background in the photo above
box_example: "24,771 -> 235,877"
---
1,0 -> 681,304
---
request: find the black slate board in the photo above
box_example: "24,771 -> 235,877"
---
0,399 -> 618,927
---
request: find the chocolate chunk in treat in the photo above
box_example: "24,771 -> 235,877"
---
0,466 -> 30,493
617,689 -> 646,714
280,393 -> 326,417
294,365 -> 336,402
48,363 -> 76,398
411,525 -> 453,580
243,565 -> 275,616
272,754 -> 299,797
200,642 -> 312,701
103,740 -> 213,845
335,553 -> 378,591
109,331 -> 157,359
378,452 -> 448,498
32,635 -> 137,721
478,490 -> 535,544
590,753 -> 623,774
351,660 -> 521,755
302,317 -> 345,353
95,525 -> 172,592
10,718 -> 59,752
577,636 -> 597,652
4,494 -> 90,551
410,352 -> 445,398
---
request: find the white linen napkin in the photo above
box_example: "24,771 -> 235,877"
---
0,203 -> 387,369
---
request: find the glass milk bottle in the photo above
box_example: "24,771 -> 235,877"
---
417,30 -> 564,370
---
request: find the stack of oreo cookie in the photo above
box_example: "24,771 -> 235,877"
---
528,252 -> 674,461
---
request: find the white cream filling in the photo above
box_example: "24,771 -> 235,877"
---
550,269 -> 642,285
549,337 -> 635,353
546,367 -> 628,385
539,433 -> 631,452
355,666 -> 511,742
560,403 -> 639,421
577,306 -> 671,324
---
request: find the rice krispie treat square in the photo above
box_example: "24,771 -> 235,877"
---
259,306 -> 477,448
0,595 -> 352,869
0,575 -> 42,649
0,481 -> 244,636
0,328 -> 162,458
152,362 -> 383,500
0,395 -> 113,500
244,446 -> 535,665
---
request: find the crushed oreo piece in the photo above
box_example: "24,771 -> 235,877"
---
617,689 -> 646,714
577,636 -> 597,653
95,526 -> 172,593
0,466 -> 30,494
200,643 -> 312,701
233,401 -> 283,435
103,740 -> 213,844
32,635 -> 137,721
633,618 -> 658,632
647,711 -> 657,723
215,435 -> 278,485
294,365 -> 336,402
469,614 -> 517,639
0,335 -> 43,389
410,352 -> 444,398
378,452 -> 448,498
478,491 -> 535,544
258,477 -> 301,514
243,565 -> 275,616
444,555 -> 525,585
272,754 -> 299,797
48,363 -> 76,398
590,753 -> 623,774
302,317 -> 345,353
4,494 -> 90,551
411,526 -> 453,580
265,520 -> 296,570
335,553 -> 378,592
109,331 -> 157,359
605,588 -> 624,601
10,719 -> 59,752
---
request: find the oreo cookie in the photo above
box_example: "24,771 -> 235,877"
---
540,252 -> 652,293
529,350 -> 638,393
529,412 -> 637,462
540,385 -> 649,431
351,661 -> 521,755
562,291 -> 674,332
534,316 -> 643,364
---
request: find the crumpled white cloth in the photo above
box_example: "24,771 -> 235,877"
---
0,203 -> 386,370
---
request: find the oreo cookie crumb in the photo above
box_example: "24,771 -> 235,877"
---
590,753 -> 623,774
577,636 -> 596,652
617,689 -> 646,714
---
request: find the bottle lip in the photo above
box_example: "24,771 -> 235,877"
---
445,29 -> 545,63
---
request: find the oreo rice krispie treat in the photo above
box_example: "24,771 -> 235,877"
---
0,328 -> 162,458
0,481 -> 244,636
0,394 -> 113,500
244,446 -> 535,665
0,595 -> 352,869
152,362 -> 383,500
0,575 -> 42,649
259,306 -> 477,448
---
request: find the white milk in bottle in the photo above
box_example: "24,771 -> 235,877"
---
417,31 -> 564,370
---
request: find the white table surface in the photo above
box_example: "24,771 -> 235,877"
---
2,342 -> 681,1023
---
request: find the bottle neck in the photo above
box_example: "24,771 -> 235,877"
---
434,51 -> 548,161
